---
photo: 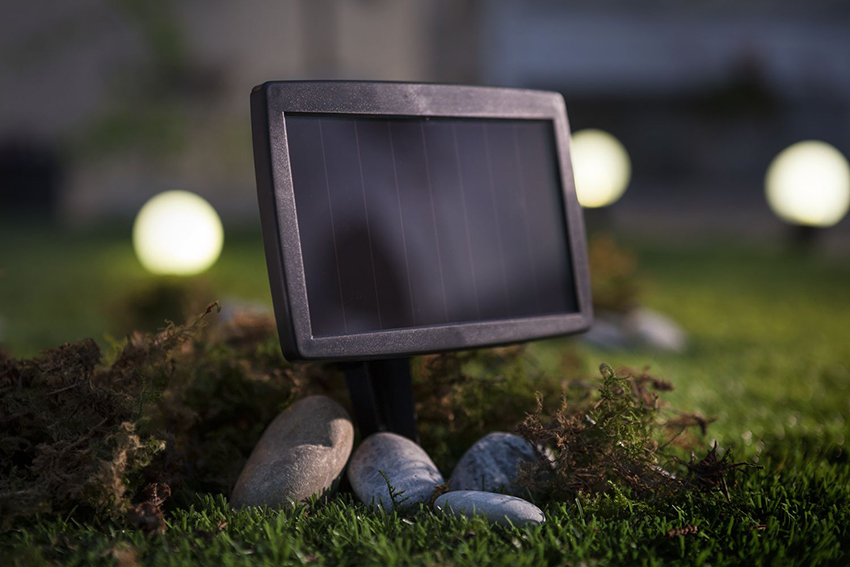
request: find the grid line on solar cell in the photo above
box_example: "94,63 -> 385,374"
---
353,121 -> 383,330
420,123 -> 450,323
512,124 -> 543,312
481,124 -> 512,316
451,123 -> 482,319
317,121 -> 348,334
387,123 -> 417,326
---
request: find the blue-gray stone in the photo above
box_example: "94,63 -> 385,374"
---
434,491 -> 545,527
230,395 -> 354,509
581,312 -> 632,350
625,308 -> 688,352
449,432 -> 538,496
347,432 -> 443,511
583,309 -> 688,352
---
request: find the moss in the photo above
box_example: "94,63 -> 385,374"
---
516,364 -> 752,502
0,337 -> 164,528
0,303 -> 318,528
1,302 -> 749,533
413,345 -> 580,474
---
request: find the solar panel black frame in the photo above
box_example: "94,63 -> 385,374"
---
251,81 -> 593,362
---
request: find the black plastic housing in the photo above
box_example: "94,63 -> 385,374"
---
251,81 -> 592,362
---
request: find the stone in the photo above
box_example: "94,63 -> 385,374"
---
581,313 -> 633,350
448,432 -> 538,496
230,395 -> 354,509
347,432 -> 443,511
582,308 -> 688,353
434,491 -> 545,527
624,308 -> 688,353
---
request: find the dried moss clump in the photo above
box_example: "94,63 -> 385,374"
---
0,303 -> 330,530
1,334 -> 170,528
517,364 -> 753,501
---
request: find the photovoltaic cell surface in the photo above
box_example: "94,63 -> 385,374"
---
285,113 -> 578,337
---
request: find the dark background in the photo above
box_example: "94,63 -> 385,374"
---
2,0 -> 848,247
1,0 -> 849,354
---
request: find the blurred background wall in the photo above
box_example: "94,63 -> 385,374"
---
1,0 -> 849,246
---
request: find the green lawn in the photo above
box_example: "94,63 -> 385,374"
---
1,224 -> 849,565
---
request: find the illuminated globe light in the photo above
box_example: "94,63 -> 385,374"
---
570,129 -> 632,208
133,190 -> 224,275
765,140 -> 850,227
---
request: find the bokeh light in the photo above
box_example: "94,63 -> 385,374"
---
765,140 -> 850,227
570,129 -> 632,208
133,190 -> 224,275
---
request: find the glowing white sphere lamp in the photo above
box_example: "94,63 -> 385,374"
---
570,129 -> 632,208
765,140 -> 850,228
133,190 -> 224,276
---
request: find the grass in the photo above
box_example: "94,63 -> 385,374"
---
1,224 -> 849,565
7,460 -> 849,566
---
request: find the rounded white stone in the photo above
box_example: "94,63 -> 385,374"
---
434,490 -> 545,527
230,395 -> 354,509
347,432 -> 443,511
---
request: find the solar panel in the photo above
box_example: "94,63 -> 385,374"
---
286,114 -> 578,337
252,82 -> 591,362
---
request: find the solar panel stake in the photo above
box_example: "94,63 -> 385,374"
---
343,358 -> 419,443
